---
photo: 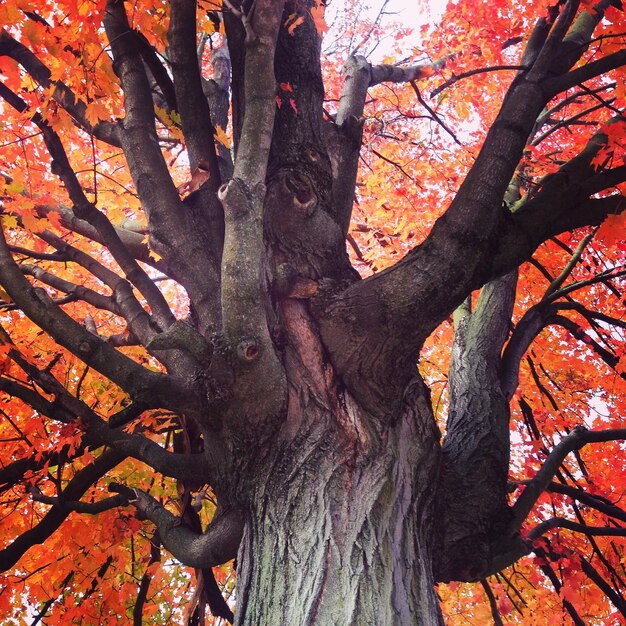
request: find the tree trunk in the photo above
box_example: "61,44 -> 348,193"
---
230,300 -> 443,625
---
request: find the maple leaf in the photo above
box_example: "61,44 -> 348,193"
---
310,0 -> 329,36
214,124 -> 232,149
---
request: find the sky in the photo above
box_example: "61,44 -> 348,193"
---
325,0 -> 448,63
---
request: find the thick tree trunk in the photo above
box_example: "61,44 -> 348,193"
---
231,301 -> 443,625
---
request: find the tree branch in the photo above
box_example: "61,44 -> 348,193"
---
110,485 -> 243,569
4,350 -> 214,481
0,234 -> 197,412
104,0 -> 224,331
0,81 -> 176,331
580,556 -> 626,618
518,481 -> 626,524
0,29 -> 120,146
20,264 -> 118,313
0,449 -> 124,572
528,517 -> 626,540
510,427 -> 626,532
168,0 -> 221,181
29,487 -> 129,515
232,0 -> 285,186
132,30 -> 178,112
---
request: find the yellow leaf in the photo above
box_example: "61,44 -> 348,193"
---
1,214 -> 18,229
5,180 -> 24,194
214,124 -> 231,149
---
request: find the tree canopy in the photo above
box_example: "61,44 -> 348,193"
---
0,0 -> 625,624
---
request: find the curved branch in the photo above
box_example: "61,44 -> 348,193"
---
431,64 -> 525,97
34,203 -> 153,265
29,487 -> 129,515
111,485 -> 244,569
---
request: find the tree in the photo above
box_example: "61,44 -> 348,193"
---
0,0 -> 625,623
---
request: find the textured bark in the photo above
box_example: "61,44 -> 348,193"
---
233,301 -> 443,625
436,274 -> 517,581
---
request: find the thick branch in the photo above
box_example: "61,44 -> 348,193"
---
168,0 -> 221,181
232,0 -> 286,186
112,485 -> 243,568
104,0 -> 224,330
325,55 -> 370,235
546,49 -> 626,96
370,58 -> 448,86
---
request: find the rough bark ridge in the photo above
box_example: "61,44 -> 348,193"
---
0,0 -> 625,624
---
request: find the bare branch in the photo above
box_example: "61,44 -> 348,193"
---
543,231 -> 595,299
431,65 -> 525,97
528,517 -> 626,540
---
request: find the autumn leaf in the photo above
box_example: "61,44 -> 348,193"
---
285,13 -> 305,35
177,160 -> 212,196
214,124 -> 231,149
310,0 -> 328,36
